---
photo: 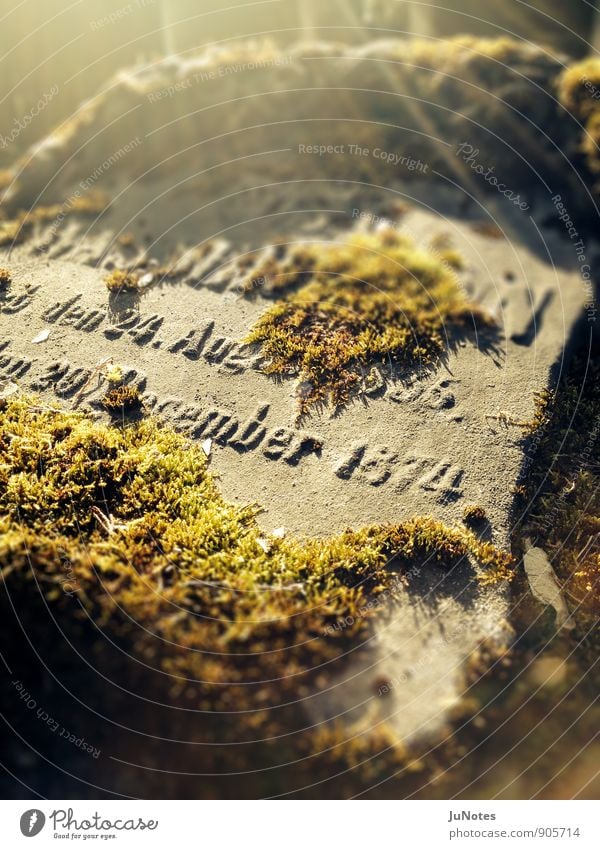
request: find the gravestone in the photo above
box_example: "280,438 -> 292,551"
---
0,39 -> 591,743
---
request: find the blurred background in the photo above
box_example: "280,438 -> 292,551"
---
2,0 -> 599,162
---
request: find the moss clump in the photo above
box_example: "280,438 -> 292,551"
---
521,390 -> 553,436
486,391 -> 552,435
101,385 -> 143,414
558,59 -> 600,175
245,229 -> 492,415
580,112 -> 600,175
0,267 -> 11,289
105,363 -> 124,384
463,505 -> 487,527
557,59 -> 600,121
104,269 -> 140,292
0,395 -> 512,717
29,191 -> 108,221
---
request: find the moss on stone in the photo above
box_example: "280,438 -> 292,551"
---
0,394 -> 512,716
101,385 -> 143,414
0,267 -> 11,289
104,269 -> 140,292
245,229 -> 492,415
558,59 -> 600,120
581,111 -> 600,175
558,58 -> 600,174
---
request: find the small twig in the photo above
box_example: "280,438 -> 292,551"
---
75,357 -> 114,404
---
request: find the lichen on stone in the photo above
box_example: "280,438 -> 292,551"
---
104,268 -> 140,292
558,58 -> 600,175
0,267 -> 11,289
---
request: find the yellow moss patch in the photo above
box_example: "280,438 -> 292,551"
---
581,111 -> 600,174
104,269 -> 140,292
558,58 -> 600,174
372,35 -> 555,74
245,229 -> 492,415
101,385 -> 143,414
463,505 -> 487,527
0,219 -> 25,247
0,395 -> 512,710
0,267 -> 11,289
117,232 -> 136,248
557,59 -> 600,120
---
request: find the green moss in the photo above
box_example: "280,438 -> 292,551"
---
557,59 -> 600,120
0,395 -> 512,712
101,385 -> 143,414
519,357 -> 600,643
104,269 -> 140,292
558,58 -> 600,174
116,232 -> 137,249
409,35 -> 547,66
245,229 -> 492,416
0,169 -> 12,191
0,267 -> 11,289
105,364 -> 124,384
521,389 -> 553,436
0,219 -> 25,247
486,392 -> 552,434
